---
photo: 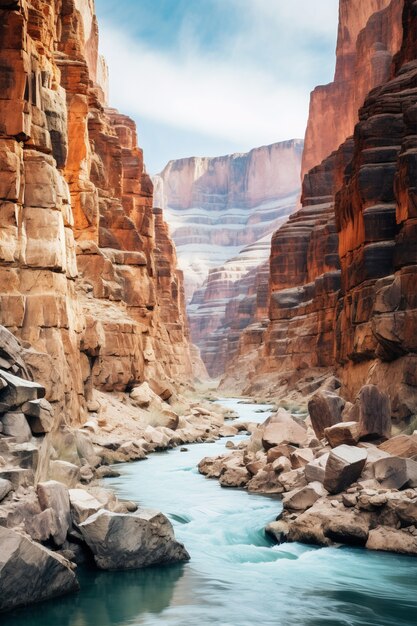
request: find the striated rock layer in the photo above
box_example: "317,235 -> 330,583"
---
301,0 -> 403,180
0,0 -> 196,425
155,141 -> 303,375
223,0 -> 417,421
154,140 -> 303,301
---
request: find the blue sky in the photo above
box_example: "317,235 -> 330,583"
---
95,0 -> 339,174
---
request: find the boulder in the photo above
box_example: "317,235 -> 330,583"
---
49,460 -> 80,487
290,448 -> 315,469
366,527 -> 417,555
37,480 -> 71,546
11,442 -> 39,468
279,468 -> 307,492
282,482 -> 327,511
148,378 -> 174,401
0,526 -> 79,612
373,456 -> 417,489
324,445 -> 367,494
348,385 -> 391,440
74,430 -> 101,467
307,391 -> 344,439
0,477 -> 12,502
69,488 -> 104,525
0,369 -> 45,409
1,411 -> 32,443
324,421 -> 360,447
0,468 -> 34,489
266,444 -> 296,463
265,520 -> 289,544
130,382 -> 157,408
379,435 -> 417,459
261,410 -> 307,450
21,398 -> 54,434
305,453 -> 329,484
272,456 -> 292,475
79,509 -> 189,570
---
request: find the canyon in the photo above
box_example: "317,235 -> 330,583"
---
154,140 -> 303,375
0,0 -> 417,620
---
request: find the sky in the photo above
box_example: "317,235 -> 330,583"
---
95,0 -> 339,174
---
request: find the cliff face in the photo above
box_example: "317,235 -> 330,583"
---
154,140 -> 303,300
155,140 -> 303,376
223,0 -> 417,420
301,0 -> 403,180
0,0 -> 195,424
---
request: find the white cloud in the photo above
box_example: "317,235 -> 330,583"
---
98,1 -> 339,158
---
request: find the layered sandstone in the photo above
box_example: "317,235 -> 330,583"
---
223,0 -> 417,420
301,0 -> 403,180
154,140 -> 303,301
0,0 -> 195,425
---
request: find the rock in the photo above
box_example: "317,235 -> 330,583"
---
265,520 -> 289,544
305,453 -> 329,484
148,378 -> 174,401
271,456 -> 292,474
130,382 -> 157,408
219,424 -> 238,437
266,444 -> 296,463
49,460 -> 80,488
95,466 -> 121,479
69,488 -> 104,525
80,464 -> 94,483
323,510 -> 371,546
324,421 -> 360,447
283,482 -> 327,511
279,468 -> 307,492
324,445 -> 367,494
0,370 -> 45,409
1,412 -> 32,443
198,455 -> 225,478
308,391 -> 345,439
261,410 -> 307,450
342,493 -> 358,508
379,435 -> 417,459
79,509 -> 189,570
37,480 -> 72,546
348,385 -> 391,441
373,456 -> 417,489
0,478 -> 12,502
290,448 -> 315,469
11,442 -> 39,469
0,468 -> 34,489
366,527 -> 417,555
0,526 -> 79,612
21,398 -> 54,434
74,430 -> 101,467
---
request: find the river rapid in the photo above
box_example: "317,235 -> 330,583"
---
4,399 -> 417,626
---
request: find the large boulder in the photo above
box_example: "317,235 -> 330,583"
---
79,509 -> 190,570
373,456 -> 417,489
49,460 -> 80,488
1,411 -> 32,443
348,385 -> 391,440
22,398 -> 54,434
261,410 -> 307,450
69,488 -> 104,525
379,435 -> 417,459
307,391 -> 344,439
37,480 -> 71,546
366,527 -> 417,555
305,453 -> 329,484
130,382 -> 158,408
324,421 -> 360,448
324,445 -> 367,494
0,526 -> 79,612
0,369 -> 45,409
282,482 -> 327,512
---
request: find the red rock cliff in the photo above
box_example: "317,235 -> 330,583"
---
301,0 -> 403,180
0,0 -> 195,424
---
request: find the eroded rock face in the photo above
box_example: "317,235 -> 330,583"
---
155,141 -> 303,376
0,0 -> 197,427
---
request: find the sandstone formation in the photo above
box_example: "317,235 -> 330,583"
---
301,0 -> 403,180
222,0 -> 417,422
154,141 -> 303,375
0,0 -> 198,429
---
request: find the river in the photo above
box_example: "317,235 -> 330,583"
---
4,399 -> 417,626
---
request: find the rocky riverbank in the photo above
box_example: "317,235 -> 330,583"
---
0,329 -> 233,613
199,382 -> 417,556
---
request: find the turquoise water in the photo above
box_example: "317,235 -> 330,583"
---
4,399 -> 417,626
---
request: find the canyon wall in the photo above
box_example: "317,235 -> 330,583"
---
154,140 -> 303,375
154,140 -> 303,300
301,0 -> 403,180
223,0 -> 417,421
0,0 -> 195,425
